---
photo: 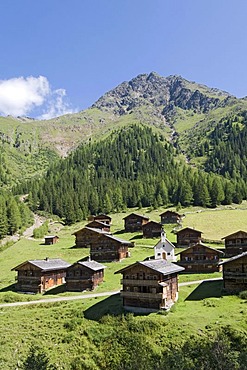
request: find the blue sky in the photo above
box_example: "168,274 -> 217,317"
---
0,0 -> 247,118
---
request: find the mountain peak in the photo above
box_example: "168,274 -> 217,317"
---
92,72 -> 232,118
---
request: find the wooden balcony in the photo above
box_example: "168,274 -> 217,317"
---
121,279 -> 160,286
120,290 -> 167,300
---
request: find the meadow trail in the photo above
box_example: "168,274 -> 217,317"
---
0,278 -> 222,308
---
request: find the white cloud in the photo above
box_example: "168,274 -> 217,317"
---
0,76 -> 76,119
38,88 -> 76,120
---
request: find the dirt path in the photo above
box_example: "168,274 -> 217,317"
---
0,278 -> 222,309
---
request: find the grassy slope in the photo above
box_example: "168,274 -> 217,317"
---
0,205 -> 247,368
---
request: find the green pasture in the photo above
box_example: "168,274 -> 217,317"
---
0,280 -> 246,369
1,203 -> 247,303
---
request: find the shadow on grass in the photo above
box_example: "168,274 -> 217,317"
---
130,235 -> 143,240
185,280 -> 228,301
0,283 -> 16,293
84,293 -> 124,321
43,284 -> 66,295
113,230 -> 126,235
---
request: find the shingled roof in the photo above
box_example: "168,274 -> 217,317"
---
115,259 -> 184,275
12,258 -> 71,272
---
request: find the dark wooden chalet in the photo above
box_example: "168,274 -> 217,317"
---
85,220 -> 111,232
73,226 -> 110,248
142,221 -> 162,238
160,210 -> 182,224
12,258 -> 70,294
44,235 -> 59,245
115,259 -> 184,312
176,242 -> 224,273
123,213 -> 149,232
222,230 -> 247,257
220,252 -> 247,292
90,233 -> 133,262
66,259 -> 106,291
93,214 -> 112,225
176,227 -> 202,247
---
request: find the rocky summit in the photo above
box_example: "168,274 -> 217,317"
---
92,72 -> 233,120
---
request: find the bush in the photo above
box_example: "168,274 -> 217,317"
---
239,291 -> 247,300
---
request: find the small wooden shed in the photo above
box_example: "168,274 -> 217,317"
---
44,235 -> 59,245
160,210 -> 182,224
66,259 -> 106,291
176,242 -> 224,273
176,227 -> 202,247
142,221 -> 163,238
222,230 -> 247,257
220,251 -> 247,292
123,213 -> 149,232
12,258 -> 70,293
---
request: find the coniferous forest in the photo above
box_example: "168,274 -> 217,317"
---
15,124 -> 247,225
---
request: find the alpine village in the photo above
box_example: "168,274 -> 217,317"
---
1,73 -> 247,369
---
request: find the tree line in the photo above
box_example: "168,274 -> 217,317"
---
15,124 -> 247,224
0,191 -> 33,239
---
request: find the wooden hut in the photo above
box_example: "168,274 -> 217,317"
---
142,221 -> 162,238
73,226 -> 110,248
115,259 -> 184,312
66,259 -> 106,291
160,210 -> 182,224
123,213 -> 149,232
90,233 -> 133,262
12,258 -> 70,293
220,252 -> 247,292
93,214 -> 112,225
176,242 -> 224,273
44,235 -> 59,245
222,230 -> 247,257
176,227 -> 202,247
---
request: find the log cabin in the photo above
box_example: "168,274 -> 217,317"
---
142,221 -> 163,238
176,242 -> 224,273
154,230 -> 176,262
90,233 -> 134,262
73,226 -> 111,248
66,259 -> 106,291
220,251 -> 247,292
123,213 -> 149,232
176,227 -> 202,247
160,210 -> 183,224
12,258 -> 70,293
93,214 -> 112,225
44,235 -> 59,245
222,230 -> 247,257
115,259 -> 184,312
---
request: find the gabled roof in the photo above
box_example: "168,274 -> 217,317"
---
219,251 -> 247,265
142,220 -> 162,228
86,220 -> 110,228
154,237 -> 175,250
176,227 -> 202,235
176,242 -> 224,255
115,259 -> 184,276
44,235 -> 59,239
105,233 -> 133,245
12,258 -> 71,272
94,214 -> 112,220
76,260 -> 106,271
221,230 -> 247,240
123,213 -> 149,220
73,226 -> 110,236
159,210 -> 181,217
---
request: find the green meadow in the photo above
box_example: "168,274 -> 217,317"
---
0,204 -> 247,368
